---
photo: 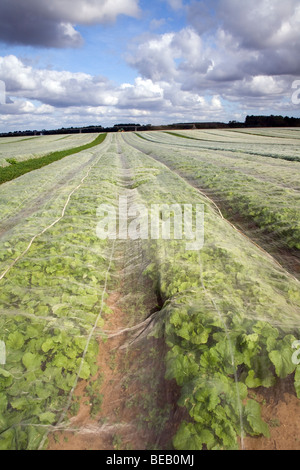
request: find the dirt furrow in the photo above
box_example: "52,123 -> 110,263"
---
46,148 -> 184,451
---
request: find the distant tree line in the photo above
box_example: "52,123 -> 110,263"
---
1,115 -> 300,137
244,115 -> 300,127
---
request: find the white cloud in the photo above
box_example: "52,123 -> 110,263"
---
0,0 -> 299,132
118,77 -> 165,109
0,53 -> 229,130
211,95 -> 222,109
247,76 -> 284,96
3,0 -> 300,134
185,0 -> 300,80
0,98 -> 54,116
127,32 -> 178,81
0,56 -> 116,107
149,18 -> 166,30
45,0 -> 140,24
164,0 -> 184,10
127,27 -> 212,83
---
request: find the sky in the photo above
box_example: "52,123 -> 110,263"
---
0,0 -> 299,132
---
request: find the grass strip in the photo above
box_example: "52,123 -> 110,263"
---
0,133 -> 107,185
0,136 -> 41,145
163,131 -> 211,141
163,131 -> 300,162
134,132 -> 150,141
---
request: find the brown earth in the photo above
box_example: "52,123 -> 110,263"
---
243,375 -> 300,450
47,288 -> 185,451
46,288 -> 300,451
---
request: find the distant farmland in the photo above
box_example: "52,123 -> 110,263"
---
0,128 -> 300,451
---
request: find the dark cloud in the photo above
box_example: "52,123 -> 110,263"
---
0,1 -> 78,48
0,0 -> 140,48
185,0 -> 300,81
187,0 -> 219,34
0,14 -> 82,48
218,0 -> 299,50
240,47 -> 300,77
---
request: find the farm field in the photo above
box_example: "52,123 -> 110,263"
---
128,129 -> 300,277
0,130 -> 300,450
0,133 -> 99,166
0,133 -> 97,167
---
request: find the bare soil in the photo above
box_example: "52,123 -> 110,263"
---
47,287 -> 300,451
244,376 -> 300,450
47,289 -> 185,451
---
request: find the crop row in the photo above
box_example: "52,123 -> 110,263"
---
0,136 -> 121,449
118,137 -> 300,450
148,128 -> 300,162
0,133 -> 99,166
126,132 -> 300,252
0,134 -> 107,186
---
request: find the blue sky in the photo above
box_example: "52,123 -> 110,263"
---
0,0 -> 299,131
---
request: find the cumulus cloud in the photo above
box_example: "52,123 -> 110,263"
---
127,27 -> 212,82
187,0 -> 300,78
0,99 -> 54,116
164,0 -> 184,10
187,0 -> 219,34
218,0 -> 300,50
0,53 -> 228,129
0,55 -> 118,107
118,77 -> 165,109
1,0 -> 300,130
0,0 -> 140,48
126,0 -> 300,113
127,33 -> 178,81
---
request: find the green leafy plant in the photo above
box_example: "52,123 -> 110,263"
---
0,133 -> 107,185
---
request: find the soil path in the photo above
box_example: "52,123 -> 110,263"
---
47,267 -> 184,450
47,149 -> 185,451
244,377 -> 300,450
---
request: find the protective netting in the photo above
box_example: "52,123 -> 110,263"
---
0,135 -> 119,449
0,133 -> 98,166
0,130 -> 300,450
124,130 -> 300,276
118,135 -> 300,450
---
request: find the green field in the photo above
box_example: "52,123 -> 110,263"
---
0,129 -> 300,450
0,133 -> 106,185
